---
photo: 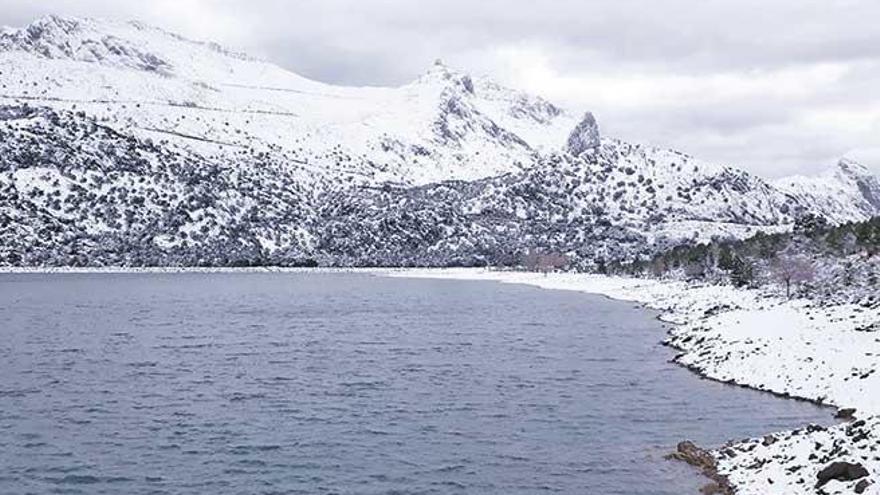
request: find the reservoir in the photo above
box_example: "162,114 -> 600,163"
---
0,272 -> 833,494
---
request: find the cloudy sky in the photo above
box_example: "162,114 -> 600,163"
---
3,0 -> 879,177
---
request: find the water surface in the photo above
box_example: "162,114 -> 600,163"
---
0,273 -> 832,494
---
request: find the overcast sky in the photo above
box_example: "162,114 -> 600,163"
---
3,0 -> 879,177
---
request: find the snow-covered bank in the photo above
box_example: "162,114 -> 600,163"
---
381,268 -> 880,495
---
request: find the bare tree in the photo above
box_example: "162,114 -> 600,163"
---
770,254 -> 816,298
522,249 -> 569,274
537,252 -> 569,274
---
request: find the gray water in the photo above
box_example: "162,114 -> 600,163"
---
0,273 -> 832,494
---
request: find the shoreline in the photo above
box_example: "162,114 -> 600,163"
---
3,266 -> 877,493
378,268 -> 879,495
0,266 -> 370,274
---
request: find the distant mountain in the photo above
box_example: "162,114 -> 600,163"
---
1,16 -> 878,267
774,158 -> 880,224
0,15 -> 577,185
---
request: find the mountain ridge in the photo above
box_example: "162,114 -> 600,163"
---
0,15 -> 878,267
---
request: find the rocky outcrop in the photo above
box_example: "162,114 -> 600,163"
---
774,158 -> 880,224
0,15 -> 171,73
666,441 -> 734,495
566,112 -> 600,156
839,158 -> 880,211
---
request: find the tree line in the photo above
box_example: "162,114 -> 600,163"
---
597,214 -> 880,299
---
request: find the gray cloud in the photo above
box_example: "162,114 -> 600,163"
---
1,0 -> 878,176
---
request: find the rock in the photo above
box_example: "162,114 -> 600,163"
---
851,431 -> 869,444
667,441 -> 717,470
666,441 -> 734,494
762,435 -> 778,446
855,479 -> 871,494
699,482 -> 729,494
837,158 -> 880,210
855,322 -> 879,333
566,112 -> 600,156
836,408 -> 858,420
815,461 -> 869,488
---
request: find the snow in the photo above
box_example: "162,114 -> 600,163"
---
0,16 -> 578,186
3,15 -> 879,269
2,19 -> 880,493
775,159 -> 880,223
380,268 -> 880,494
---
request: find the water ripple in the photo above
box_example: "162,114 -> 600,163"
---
0,273 -> 835,495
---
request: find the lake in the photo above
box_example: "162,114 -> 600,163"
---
0,272 -> 832,494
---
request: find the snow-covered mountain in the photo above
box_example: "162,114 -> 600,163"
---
1,15 -> 878,267
774,158 -> 880,224
0,15 -> 578,185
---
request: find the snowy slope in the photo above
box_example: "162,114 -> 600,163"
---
0,105 -> 322,266
1,15 -> 879,267
775,159 -> 880,224
313,140 -> 810,267
0,16 -> 578,185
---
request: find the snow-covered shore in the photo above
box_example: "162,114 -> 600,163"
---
381,268 -> 880,495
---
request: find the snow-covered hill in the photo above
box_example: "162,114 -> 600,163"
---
775,158 -> 880,224
0,15 -> 578,185
1,15 -> 878,267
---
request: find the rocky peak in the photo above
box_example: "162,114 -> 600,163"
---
0,15 -> 83,56
1,15 -> 172,74
837,158 -> 873,179
838,159 -> 880,211
418,60 -> 475,94
566,112 -> 601,156
774,158 -> 880,221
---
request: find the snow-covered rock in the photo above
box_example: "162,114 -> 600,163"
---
775,159 -> 880,224
566,112 -> 600,156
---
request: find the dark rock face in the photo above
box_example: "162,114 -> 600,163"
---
815,461 -> 869,488
566,112 -> 600,156
855,479 -> 872,494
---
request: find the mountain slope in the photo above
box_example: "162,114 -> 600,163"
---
0,105 -> 320,266
1,15 -> 878,268
0,16 -> 578,185
314,140 -> 816,267
774,158 -> 880,224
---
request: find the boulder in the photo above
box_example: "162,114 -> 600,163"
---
835,408 -> 857,420
815,461 -> 869,488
